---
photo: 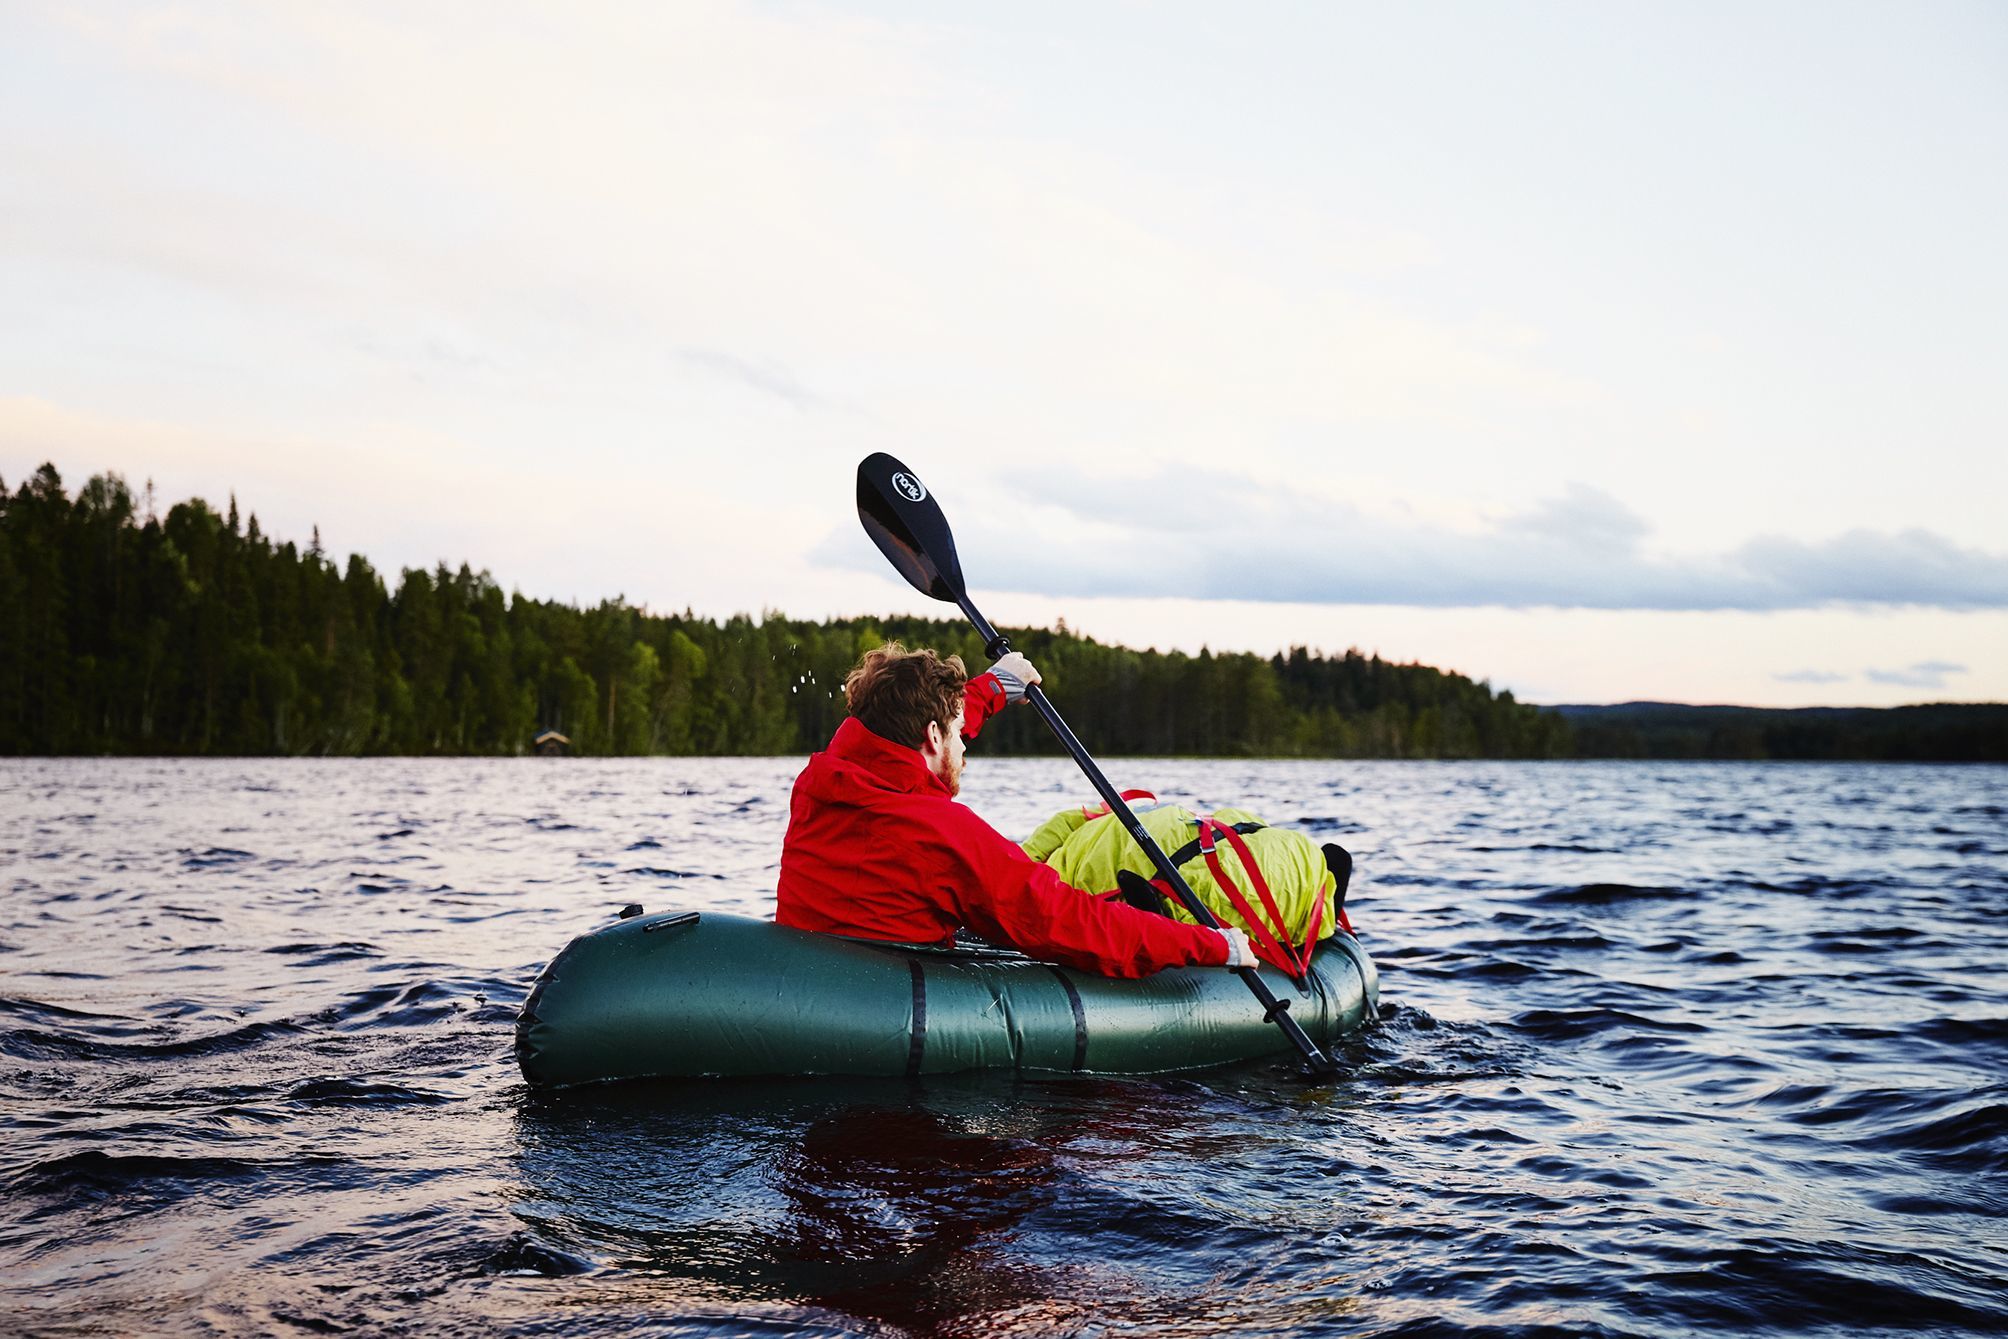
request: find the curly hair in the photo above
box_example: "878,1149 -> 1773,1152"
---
844,642 -> 967,748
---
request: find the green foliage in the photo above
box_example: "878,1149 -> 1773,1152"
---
0,468 -> 1570,757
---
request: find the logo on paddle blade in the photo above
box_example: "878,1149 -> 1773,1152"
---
891,472 -> 927,503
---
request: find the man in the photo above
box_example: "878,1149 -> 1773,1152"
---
777,642 -> 1254,978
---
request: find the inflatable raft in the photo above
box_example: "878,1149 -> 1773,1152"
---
516,909 -> 1379,1087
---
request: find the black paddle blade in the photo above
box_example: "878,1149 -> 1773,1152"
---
857,453 -> 966,603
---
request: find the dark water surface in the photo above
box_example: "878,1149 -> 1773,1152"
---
3,758 -> 2004,1337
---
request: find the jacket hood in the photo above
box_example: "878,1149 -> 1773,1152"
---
810,716 -> 952,801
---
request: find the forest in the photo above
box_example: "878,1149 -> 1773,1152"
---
0,466 -> 1571,758
7,466 -> 2000,761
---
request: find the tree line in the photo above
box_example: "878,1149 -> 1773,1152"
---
1555,703 -> 2008,762
0,466 -> 1570,758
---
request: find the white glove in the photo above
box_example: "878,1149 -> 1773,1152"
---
985,652 -> 1042,705
1217,926 -> 1257,969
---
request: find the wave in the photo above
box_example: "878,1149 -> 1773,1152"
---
1509,1007 -> 1707,1040
264,942 -> 383,963
1915,1016 -> 2008,1047
177,846 -> 256,867
7,1149 -> 348,1208
0,1018 -> 307,1064
283,1077 -> 452,1108
1527,883 -> 1693,906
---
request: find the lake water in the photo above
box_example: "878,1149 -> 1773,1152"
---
2,757 -> 2004,1337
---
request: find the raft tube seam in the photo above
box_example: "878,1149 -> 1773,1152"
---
1044,966 -> 1089,1072
905,958 -> 928,1078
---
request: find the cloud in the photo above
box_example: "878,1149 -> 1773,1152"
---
3,0 -> 1615,480
1498,483 -> 1651,553
1734,532 -> 2008,608
1774,669 -> 1850,685
677,349 -> 832,412
819,468 -> 2008,612
1864,660 -> 1968,689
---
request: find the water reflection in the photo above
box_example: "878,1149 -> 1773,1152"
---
511,1075 -> 1265,1334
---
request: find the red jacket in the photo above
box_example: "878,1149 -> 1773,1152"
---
776,674 -> 1228,978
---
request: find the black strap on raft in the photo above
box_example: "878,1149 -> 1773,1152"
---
1322,844 -> 1356,936
1043,966 -> 1090,1071
1168,821 -> 1266,867
1115,868 -> 1174,918
905,959 -> 928,1078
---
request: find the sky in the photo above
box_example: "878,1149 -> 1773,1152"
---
2,0 -> 2003,706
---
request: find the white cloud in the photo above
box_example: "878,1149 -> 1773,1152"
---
3,2 -> 1608,465
1864,660 -> 1968,690
818,467 -> 2008,612
1774,669 -> 1850,685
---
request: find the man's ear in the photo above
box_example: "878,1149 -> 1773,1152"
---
923,718 -> 945,755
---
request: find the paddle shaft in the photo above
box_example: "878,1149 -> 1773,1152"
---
961,598 -> 1338,1076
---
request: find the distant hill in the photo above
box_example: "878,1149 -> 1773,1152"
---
1547,702 -> 2008,762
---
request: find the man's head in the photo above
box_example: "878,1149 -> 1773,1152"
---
845,642 -> 968,795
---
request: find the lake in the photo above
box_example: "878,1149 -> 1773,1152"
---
2,757 -> 2004,1336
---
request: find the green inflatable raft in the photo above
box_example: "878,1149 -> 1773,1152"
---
515,909 -> 1379,1087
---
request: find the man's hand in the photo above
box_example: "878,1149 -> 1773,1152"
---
985,652 -> 1041,706
1218,926 -> 1257,969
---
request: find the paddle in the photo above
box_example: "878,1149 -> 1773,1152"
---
856,452 -> 1339,1078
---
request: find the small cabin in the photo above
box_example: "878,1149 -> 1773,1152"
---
532,729 -> 572,757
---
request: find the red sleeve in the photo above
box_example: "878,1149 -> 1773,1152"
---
961,672 -> 1005,741
941,811 -> 1228,978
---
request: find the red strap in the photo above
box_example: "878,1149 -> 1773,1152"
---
1200,844 -> 1298,976
1198,820 -> 1308,978
1099,806 -> 1339,972
1301,876 -> 1328,957
1214,821 -> 1307,977
1080,789 -> 1157,820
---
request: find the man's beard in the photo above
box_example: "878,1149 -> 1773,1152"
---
941,752 -> 963,797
